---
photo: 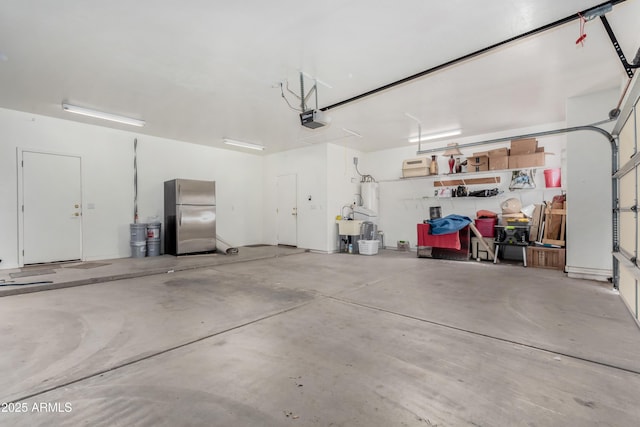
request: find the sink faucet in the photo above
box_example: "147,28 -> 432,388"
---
341,204 -> 354,220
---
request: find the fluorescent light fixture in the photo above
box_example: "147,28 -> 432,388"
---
222,138 -> 265,151
408,129 -> 461,143
62,103 -> 145,127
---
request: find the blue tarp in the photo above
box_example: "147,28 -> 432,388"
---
427,214 -> 472,235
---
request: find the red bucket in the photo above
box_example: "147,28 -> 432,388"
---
544,168 -> 561,188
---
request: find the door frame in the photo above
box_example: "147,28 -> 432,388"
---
276,173 -> 298,247
16,148 -> 84,266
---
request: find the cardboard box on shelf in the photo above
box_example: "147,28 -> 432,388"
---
508,152 -> 545,169
488,147 -> 509,157
489,156 -> 508,170
402,157 -> 429,178
510,138 -> 538,155
467,155 -> 489,172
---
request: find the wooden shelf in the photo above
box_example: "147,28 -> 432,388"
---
422,194 -> 502,200
433,176 -> 501,187
384,166 -> 550,183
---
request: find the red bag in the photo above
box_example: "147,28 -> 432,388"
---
476,210 -> 498,219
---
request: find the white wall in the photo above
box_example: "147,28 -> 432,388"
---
363,124 -> 566,249
566,88 -> 618,281
0,98 -> 613,271
263,144 -> 328,251
135,137 -> 263,247
0,108 -> 263,270
262,142 -> 364,253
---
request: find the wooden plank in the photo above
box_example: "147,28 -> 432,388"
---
545,209 -> 567,215
559,202 -> 566,245
529,204 -> 543,242
542,200 -> 566,246
538,204 -> 546,241
434,177 -> 501,187
469,222 -> 497,261
527,246 -> 566,270
541,239 -> 565,246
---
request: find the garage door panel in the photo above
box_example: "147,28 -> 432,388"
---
616,93 -> 639,321
620,212 -> 636,255
618,111 -> 636,164
620,173 -> 635,208
619,265 -> 637,319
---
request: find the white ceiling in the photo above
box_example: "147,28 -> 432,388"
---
1,1 -> 639,154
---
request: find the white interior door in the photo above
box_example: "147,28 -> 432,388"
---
22,151 -> 82,264
277,174 -> 297,246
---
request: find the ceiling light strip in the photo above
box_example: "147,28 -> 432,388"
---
62,103 -> 145,127
408,129 -> 461,143
222,138 -> 265,151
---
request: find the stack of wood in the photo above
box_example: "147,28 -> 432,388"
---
529,195 -> 566,247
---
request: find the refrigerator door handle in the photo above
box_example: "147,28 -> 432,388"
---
178,184 -> 181,202
179,210 -> 182,226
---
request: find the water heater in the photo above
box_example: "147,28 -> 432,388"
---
361,182 -> 379,213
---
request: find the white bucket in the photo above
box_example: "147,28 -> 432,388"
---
146,222 -> 161,239
147,238 -> 161,257
130,241 -> 147,258
130,223 -> 147,243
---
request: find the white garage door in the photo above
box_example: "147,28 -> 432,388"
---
615,100 -> 639,322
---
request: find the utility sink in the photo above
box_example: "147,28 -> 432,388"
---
336,219 -> 363,235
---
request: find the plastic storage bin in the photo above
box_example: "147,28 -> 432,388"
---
358,240 -> 379,255
475,218 -> 497,237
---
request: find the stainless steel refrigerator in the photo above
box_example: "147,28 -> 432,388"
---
164,179 -> 216,255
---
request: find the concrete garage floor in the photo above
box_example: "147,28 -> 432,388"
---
1,248 -> 639,426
